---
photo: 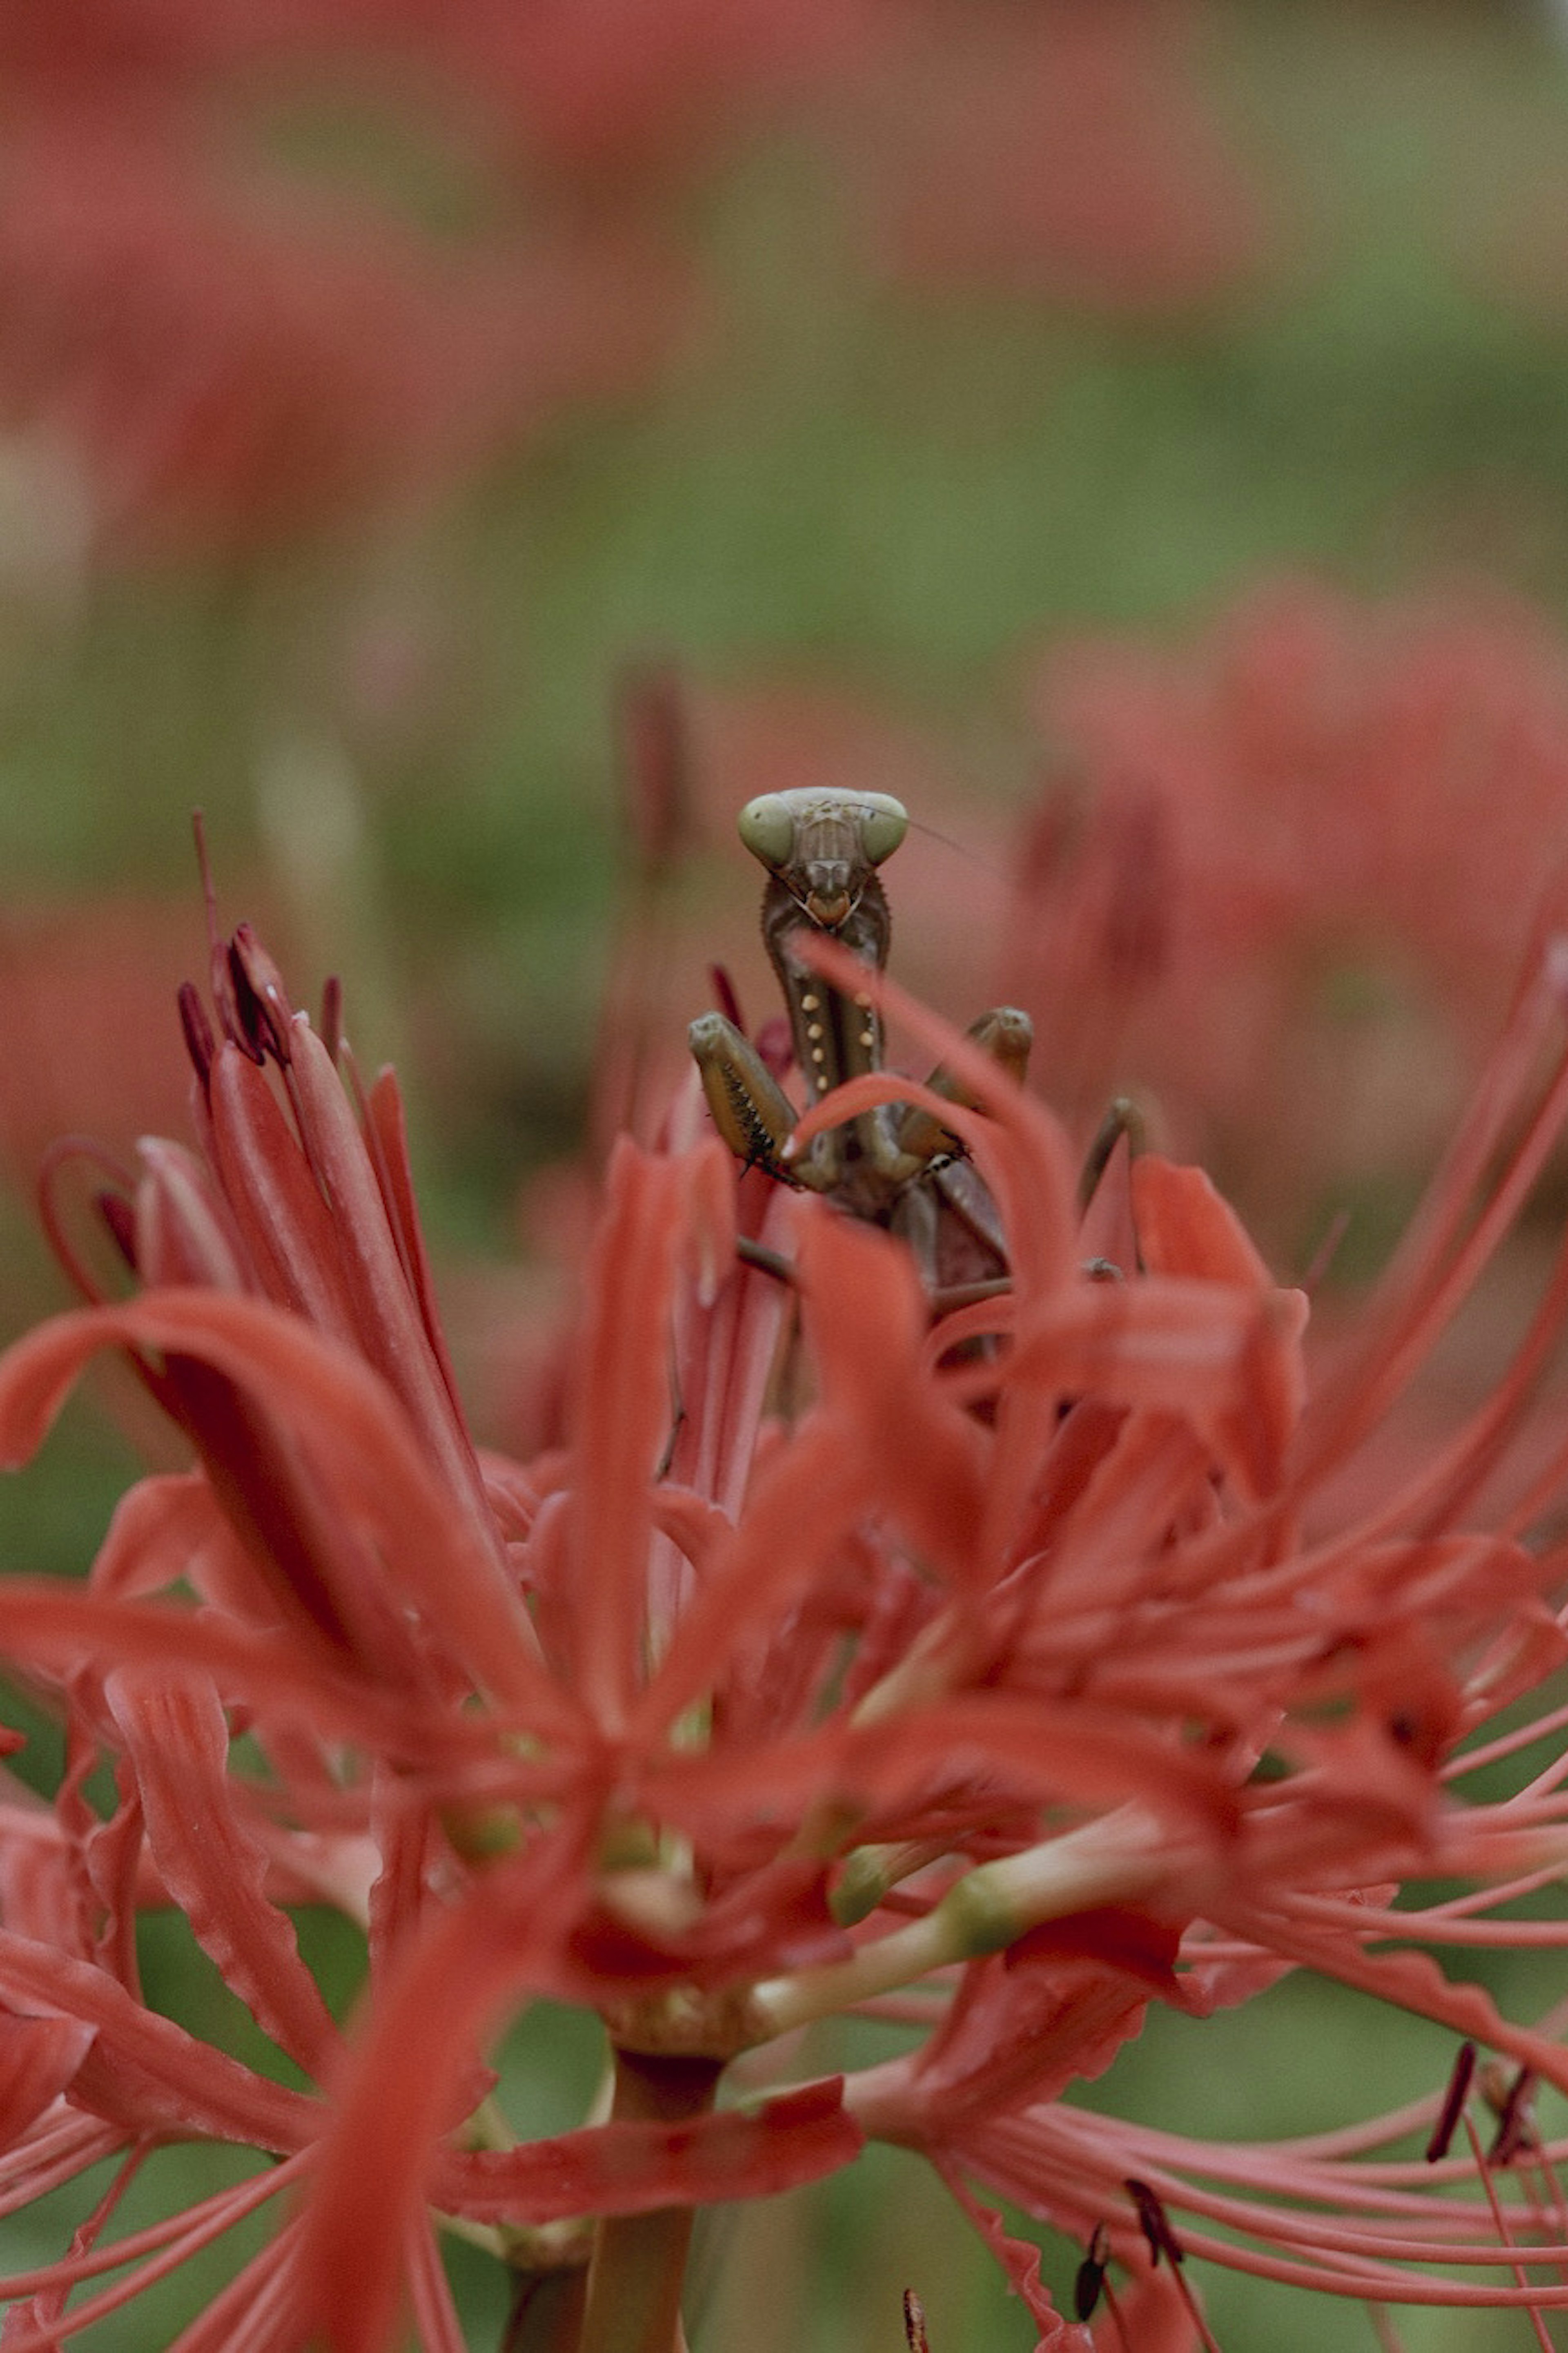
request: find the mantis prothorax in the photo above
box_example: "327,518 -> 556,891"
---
688,788 -> 1032,1297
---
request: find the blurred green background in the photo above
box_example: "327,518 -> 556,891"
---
6,2 -> 1568,2344
8,4 -> 1568,1257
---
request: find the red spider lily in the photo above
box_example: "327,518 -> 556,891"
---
2,884 -> 1568,2350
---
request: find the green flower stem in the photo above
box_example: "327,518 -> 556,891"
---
749,1809 -> 1169,2041
577,2049 -> 723,2353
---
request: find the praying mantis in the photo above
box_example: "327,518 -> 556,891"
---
688,789 -> 1033,1299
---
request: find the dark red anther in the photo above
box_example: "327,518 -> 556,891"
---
1125,2179 -> 1184,2268
708,963 -> 746,1034
177,981 -> 215,1088
209,952 -> 258,1060
1425,2039 -> 1476,2162
1073,2224 -> 1110,2321
901,2289 -> 931,2353
96,1190 -> 138,1272
229,924 -> 296,1065
319,974 -> 343,1067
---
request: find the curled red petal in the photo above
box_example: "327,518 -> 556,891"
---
932,2160 -> 1088,2346
1005,1276 -> 1307,1500
648,1482 -> 733,1575
134,1139 -> 250,1290
644,1691 -> 1235,1849
631,1420 -> 868,1742
797,1206 -> 989,1581
1131,1157 -> 1276,1288
0,1580 -> 474,1760
303,1832 -> 588,2353
434,2077 -> 862,2223
363,1066 -> 468,1428
91,1474 -> 231,1603
0,1929 -> 317,2150
0,1292 -> 561,1720
0,2012 -> 96,2148
106,1668 -> 341,2081
91,1471 -> 287,1629
564,1140 -> 695,1725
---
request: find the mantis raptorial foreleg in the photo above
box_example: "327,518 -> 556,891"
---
688,1011 -> 826,1190
888,1005 -> 1034,1167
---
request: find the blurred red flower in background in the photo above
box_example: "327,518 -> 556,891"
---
0,900 -> 194,1194
846,0 -> 1263,310
0,0 -> 1263,560
427,0 -> 881,185
0,4 -> 693,558
1010,579 -> 1568,1237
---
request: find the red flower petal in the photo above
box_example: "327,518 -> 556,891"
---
1004,1275 -> 1308,1500
0,1292 -> 561,1720
302,1829 -> 590,2353
434,2077 -> 862,2223
1130,1158 -> 1276,1288
105,1668 -> 341,2081
0,1929 -> 316,2150
562,1140 -> 707,1725
0,2011 -> 96,2148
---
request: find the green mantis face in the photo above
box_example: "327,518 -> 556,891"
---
736,790 -> 908,930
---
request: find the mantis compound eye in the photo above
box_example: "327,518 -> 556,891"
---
856,795 -> 908,866
737,794 -> 797,870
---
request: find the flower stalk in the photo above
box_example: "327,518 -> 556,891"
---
578,2052 -> 723,2353
752,1811 -> 1174,2042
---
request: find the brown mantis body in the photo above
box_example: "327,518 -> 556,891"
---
688,789 -> 1031,1296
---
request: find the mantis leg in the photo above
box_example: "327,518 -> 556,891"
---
891,1006 -> 1033,1165
688,1012 -> 837,1191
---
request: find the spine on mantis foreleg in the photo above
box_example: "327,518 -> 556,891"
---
686,1010 -> 804,1185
